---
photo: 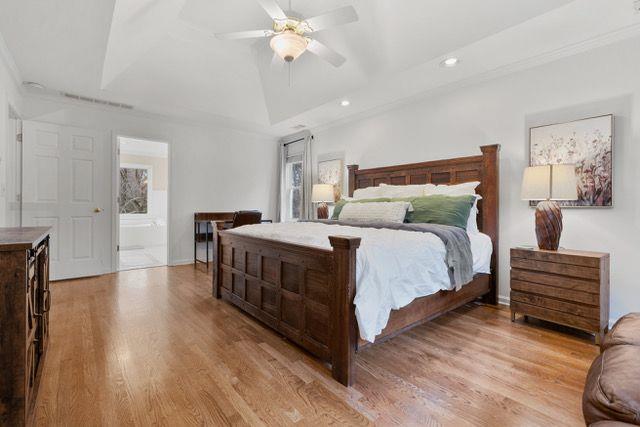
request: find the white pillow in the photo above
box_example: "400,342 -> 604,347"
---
378,183 -> 429,198
426,181 -> 480,196
352,186 -> 383,199
467,198 -> 480,234
338,201 -> 410,223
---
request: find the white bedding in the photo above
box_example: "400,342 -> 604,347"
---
227,222 -> 492,342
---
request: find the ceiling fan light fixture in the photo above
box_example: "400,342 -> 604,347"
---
270,30 -> 308,62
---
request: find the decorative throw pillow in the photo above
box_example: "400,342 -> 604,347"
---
338,201 -> 411,223
404,195 -> 476,229
331,198 -> 391,219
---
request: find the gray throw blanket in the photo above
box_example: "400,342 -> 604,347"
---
304,220 -> 474,289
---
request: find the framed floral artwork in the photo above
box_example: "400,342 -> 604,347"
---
529,114 -> 613,207
317,157 -> 343,202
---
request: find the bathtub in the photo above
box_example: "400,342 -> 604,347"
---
119,217 -> 167,249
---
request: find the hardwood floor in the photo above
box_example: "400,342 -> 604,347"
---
33,265 -> 597,426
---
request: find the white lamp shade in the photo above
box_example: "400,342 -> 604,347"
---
521,164 -> 578,201
312,184 -> 334,203
550,164 -> 578,200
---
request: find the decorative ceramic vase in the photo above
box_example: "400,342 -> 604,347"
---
535,200 -> 562,250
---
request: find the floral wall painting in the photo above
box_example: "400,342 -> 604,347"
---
529,114 -> 613,207
317,158 -> 344,202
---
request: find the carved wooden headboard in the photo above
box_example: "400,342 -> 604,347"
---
347,144 -> 500,297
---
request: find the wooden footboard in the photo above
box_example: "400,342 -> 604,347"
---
213,230 -> 360,385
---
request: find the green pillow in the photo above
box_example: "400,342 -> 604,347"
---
403,195 -> 476,229
331,198 -> 391,219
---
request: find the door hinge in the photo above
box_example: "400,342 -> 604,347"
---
117,245 -> 120,252
16,133 -> 22,143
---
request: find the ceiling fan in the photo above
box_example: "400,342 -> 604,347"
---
215,0 -> 358,68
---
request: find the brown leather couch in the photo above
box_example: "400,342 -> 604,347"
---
583,313 -> 640,426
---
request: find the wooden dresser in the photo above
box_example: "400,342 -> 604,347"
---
0,227 -> 51,426
510,247 -> 609,343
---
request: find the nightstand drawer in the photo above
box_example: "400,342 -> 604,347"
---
511,269 -> 599,294
510,291 -> 599,319
510,301 -> 600,332
510,257 -> 600,280
511,279 -> 599,305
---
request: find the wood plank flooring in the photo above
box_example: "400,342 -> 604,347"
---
33,265 -> 598,426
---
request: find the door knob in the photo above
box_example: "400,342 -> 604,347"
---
94,208 -> 103,213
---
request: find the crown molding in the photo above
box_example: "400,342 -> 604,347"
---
308,23 -> 640,136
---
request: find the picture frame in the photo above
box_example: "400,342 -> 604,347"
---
529,114 -> 613,207
317,154 -> 344,202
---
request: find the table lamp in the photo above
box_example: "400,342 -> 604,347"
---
312,184 -> 334,219
521,164 -> 577,250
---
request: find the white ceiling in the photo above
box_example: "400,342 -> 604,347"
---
1,0 -> 639,136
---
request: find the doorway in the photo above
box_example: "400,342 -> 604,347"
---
117,137 -> 168,271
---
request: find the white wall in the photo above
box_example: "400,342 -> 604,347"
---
22,96 -> 279,266
312,36 -> 640,324
0,41 -> 22,227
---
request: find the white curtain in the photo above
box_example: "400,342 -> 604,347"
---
300,134 -> 313,220
277,130 -> 313,222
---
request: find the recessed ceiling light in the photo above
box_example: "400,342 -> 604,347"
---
440,57 -> 460,68
340,100 -> 350,107
22,81 -> 45,90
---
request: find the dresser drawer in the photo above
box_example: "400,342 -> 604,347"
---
510,257 -> 600,280
510,301 -> 600,331
511,279 -> 599,305
510,269 -> 599,294
510,291 -> 599,319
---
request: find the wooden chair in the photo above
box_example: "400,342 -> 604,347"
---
230,210 -> 262,228
213,210 -> 263,231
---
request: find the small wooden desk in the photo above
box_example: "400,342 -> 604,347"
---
194,212 -> 234,269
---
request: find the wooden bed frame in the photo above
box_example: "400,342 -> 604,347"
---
213,144 -> 499,386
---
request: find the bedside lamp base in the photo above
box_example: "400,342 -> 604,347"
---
535,200 -> 563,250
317,203 -> 329,220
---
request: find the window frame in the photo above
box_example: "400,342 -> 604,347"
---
119,162 -> 153,219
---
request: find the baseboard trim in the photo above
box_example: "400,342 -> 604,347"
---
170,258 -> 195,266
498,295 -> 510,307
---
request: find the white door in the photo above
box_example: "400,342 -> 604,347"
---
22,121 -> 111,280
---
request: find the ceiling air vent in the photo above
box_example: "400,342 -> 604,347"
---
60,92 -> 134,110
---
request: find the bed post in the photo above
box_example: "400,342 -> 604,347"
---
347,165 -> 359,197
329,235 -> 361,386
212,225 -> 222,299
480,144 -> 500,305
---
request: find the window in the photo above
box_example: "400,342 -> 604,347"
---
284,159 -> 303,221
119,166 -> 150,215
279,135 -> 312,222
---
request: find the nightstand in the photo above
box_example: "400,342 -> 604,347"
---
510,247 -> 610,343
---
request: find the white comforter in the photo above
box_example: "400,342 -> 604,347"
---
227,222 -> 491,342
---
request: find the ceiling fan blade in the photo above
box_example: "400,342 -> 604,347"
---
215,29 -> 274,40
304,6 -> 358,32
271,52 -> 285,71
306,39 -> 346,67
256,0 -> 287,21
